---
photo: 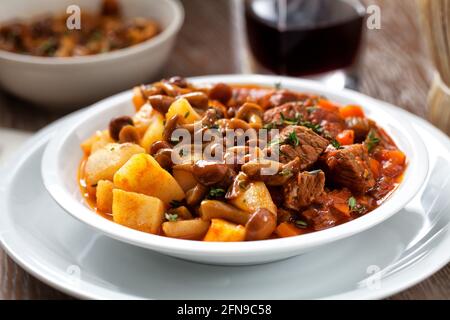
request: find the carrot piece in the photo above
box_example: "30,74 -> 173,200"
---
318,99 -> 340,112
336,129 -> 355,145
339,105 -> 365,118
369,158 -> 381,178
132,86 -> 146,111
275,222 -> 307,238
333,203 -> 350,216
381,150 -> 406,165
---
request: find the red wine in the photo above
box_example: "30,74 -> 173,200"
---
245,0 -> 365,76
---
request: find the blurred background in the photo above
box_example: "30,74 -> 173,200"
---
0,0 -> 434,131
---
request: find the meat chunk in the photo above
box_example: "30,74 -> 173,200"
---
276,125 -> 329,169
259,89 -> 303,109
308,107 -> 345,138
263,102 -> 309,125
301,189 -> 353,231
323,144 -> 375,194
284,170 -> 325,210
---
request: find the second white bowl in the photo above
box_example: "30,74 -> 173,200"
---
0,0 -> 184,110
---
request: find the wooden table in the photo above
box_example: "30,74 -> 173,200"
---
1,0 -> 449,299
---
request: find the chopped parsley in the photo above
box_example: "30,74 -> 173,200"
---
306,106 -> 318,113
366,130 -> 380,152
178,149 -> 184,157
208,188 -> 226,199
285,131 -> 300,146
165,213 -> 178,222
348,196 -> 366,214
169,200 -> 183,208
301,120 -> 323,134
348,196 -> 357,210
184,111 -> 190,119
294,220 -> 308,229
331,139 -> 342,149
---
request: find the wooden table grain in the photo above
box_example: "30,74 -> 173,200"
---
0,0 -> 448,300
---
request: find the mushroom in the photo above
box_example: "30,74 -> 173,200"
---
166,206 -> 193,220
150,140 -> 172,155
209,82 -> 232,104
235,102 -> 264,129
227,118 -> 251,130
148,95 -> 175,114
199,200 -> 250,225
109,116 -> 134,141
225,171 -> 249,200
179,92 -> 209,110
153,148 -> 173,170
241,157 -> 301,186
186,183 -> 208,206
245,208 -> 277,241
163,114 -> 180,143
118,125 -> 140,144
192,160 -> 229,186
154,81 -> 180,97
168,76 -> 188,88
241,159 -> 283,180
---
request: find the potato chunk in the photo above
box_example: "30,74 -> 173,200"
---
81,130 -> 113,155
96,180 -> 114,213
84,143 -> 145,187
112,189 -> 165,234
166,98 -> 201,124
229,181 -> 277,214
133,103 -> 163,136
203,219 -> 246,242
162,219 -> 210,240
113,153 -> 185,204
141,111 -> 165,152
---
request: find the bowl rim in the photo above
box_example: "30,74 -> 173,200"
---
0,0 -> 184,65
41,74 -> 429,256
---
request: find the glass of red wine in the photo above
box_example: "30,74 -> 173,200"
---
241,0 -> 365,88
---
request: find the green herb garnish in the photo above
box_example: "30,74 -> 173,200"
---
306,106 -> 318,113
184,111 -> 190,119
331,139 -> 342,149
301,120 -> 323,134
179,149 -> 184,157
366,130 -> 380,152
294,220 -> 308,229
285,131 -> 300,146
208,188 -> 226,199
348,197 -> 357,210
165,213 -> 178,222
169,200 -> 183,208
348,196 -> 366,214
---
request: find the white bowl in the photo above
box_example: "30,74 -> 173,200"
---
41,75 -> 429,265
0,0 -> 183,110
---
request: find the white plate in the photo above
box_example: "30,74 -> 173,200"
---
41,75 -> 428,265
1,104 -> 449,299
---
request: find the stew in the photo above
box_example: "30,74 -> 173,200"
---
79,77 -> 407,241
0,0 -> 159,57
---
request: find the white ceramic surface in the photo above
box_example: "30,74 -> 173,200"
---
0,108 -> 449,299
0,0 -> 184,109
41,75 -> 429,265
